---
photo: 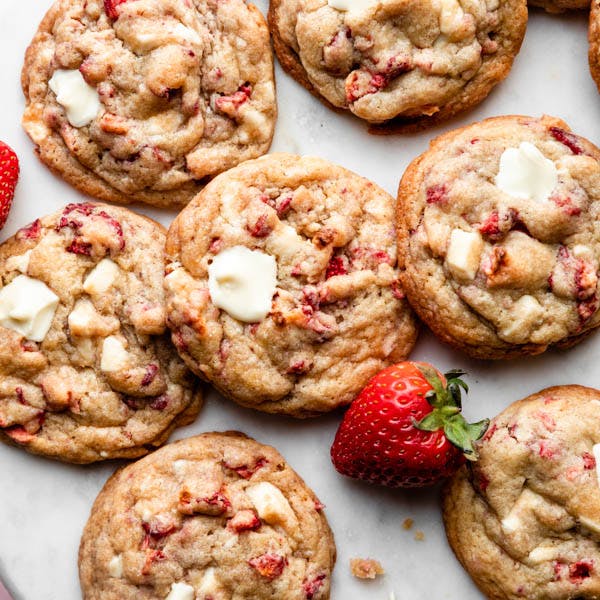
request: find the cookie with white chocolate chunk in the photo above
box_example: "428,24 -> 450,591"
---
22,0 -> 276,208
0,203 -> 202,463
268,0 -> 526,129
397,115 -> 600,359
165,153 -> 418,417
79,431 -> 336,600
443,385 -> 600,599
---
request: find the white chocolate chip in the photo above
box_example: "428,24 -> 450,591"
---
498,295 -> 544,343
495,142 -> 558,203
436,0 -> 466,36
108,555 -> 123,578
328,0 -> 378,12
0,275 -> 59,342
6,251 -> 32,274
83,259 -> 119,295
208,246 -> 277,323
100,336 -> 130,372
445,229 -> 483,281
579,516 -> 600,535
172,460 -> 189,478
572,244 -> 594,261
49,69 -> 102,127
267,225 -> 306,261
196,567 -> 220,595
165,582 -> 195,600
501,514 -> 521,534
527,545 -> 558,564
246,482 -> 298,531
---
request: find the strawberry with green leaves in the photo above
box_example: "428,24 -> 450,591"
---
0,141 -> 18,230
330,361 -> 488,488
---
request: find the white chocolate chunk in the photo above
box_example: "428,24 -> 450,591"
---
593,444 -> 600,488
436,0 -> 466,35
208,246 -> 277,323
68,299 -> 99,336
246,482 -> 298,531
0,275 -> 59,341
165,582 -> 195,600
501,514 -> 521,534
49,69 -> 102,127
196,567 -> 220,595
498,295 -> 543,343
267,225 -> 306,261
6,251 -> 32,274
100,336 -> 130,372
83,259 -> 119,295
527,545 -> 558,564
495,142 -> 558,203
172,460 -> 189,477
572,244 -> 594,261
328,0 -> 378,12
108,555 -> 123,578
445,229 -> 483,281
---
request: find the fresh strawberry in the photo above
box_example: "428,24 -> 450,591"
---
0,141 -> 19,230
330,362 -> 488,488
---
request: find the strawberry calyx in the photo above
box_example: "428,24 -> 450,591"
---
414,366 -> 489,461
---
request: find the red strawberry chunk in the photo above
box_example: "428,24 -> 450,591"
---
303,574 -> 326,599
425,184 -> 448,205
104,0 -> 130,19
214,84 -> 252,119
16,219 -> 41,240
141,364 -> 159,386
583,452 -> 596,470
325,256 -> 347,278
549,127 -> 584,155
227,509 -> 261,533
247,214 -> 272,238
248,553 -> 287,580
0,141 -> 19,230
149,395 -> 169,410
569,560 -> 593,583
224,457 -> 268,479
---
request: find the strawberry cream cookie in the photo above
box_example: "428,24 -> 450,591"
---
22,0 -> 276,208
397,115 -> 600,359
444,385 -> 600,599
268,0 -> 526,130
79,431 -> 336,599
164,153 -> 418,417
0,203 -> 202,463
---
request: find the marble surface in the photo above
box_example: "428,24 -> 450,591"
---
1,2 -> 600,599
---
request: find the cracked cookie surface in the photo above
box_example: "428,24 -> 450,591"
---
79,431 -> 335,599
22,0 -> 276,208
397,115 -> 600,359
443,385 -> 600,600
268,0 -> 526,129
0,202 -> 202,463
165,153 -> 418,417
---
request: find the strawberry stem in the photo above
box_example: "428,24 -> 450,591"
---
415,366 -> 489,459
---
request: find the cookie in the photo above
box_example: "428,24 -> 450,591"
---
79,431 -> 336,599
268,0 -> 526,130
164,153 -> 418,417
397,115 -> 600,359
0,202 -> 202,463
22,0 -> 276,208
443,385 -> 600,600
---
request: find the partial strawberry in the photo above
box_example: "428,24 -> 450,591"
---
0,141 -> 19,230
330,361 -> 488,488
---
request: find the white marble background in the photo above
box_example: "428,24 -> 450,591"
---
0,1 -> 599,598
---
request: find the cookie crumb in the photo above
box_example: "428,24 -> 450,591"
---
414,530 -> 425,541
350,558 -> 385,579
402,518 -> 414,530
